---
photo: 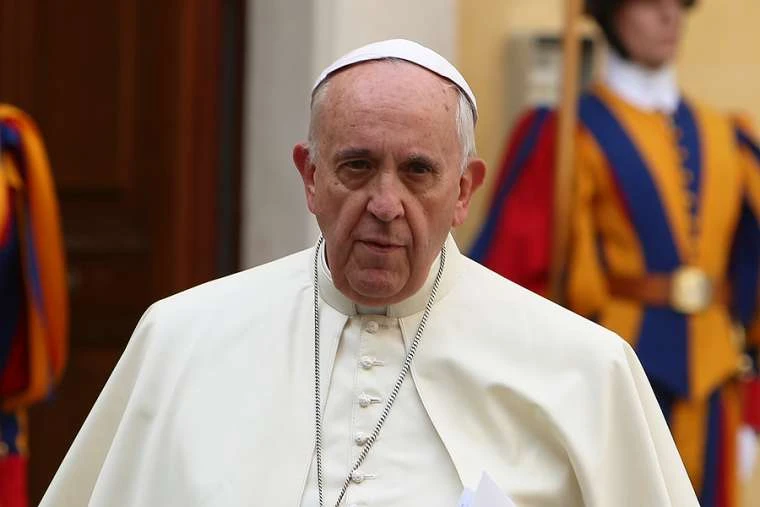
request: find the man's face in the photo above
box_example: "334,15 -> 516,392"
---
294,61 -> 485,307
616,0 -> 684,68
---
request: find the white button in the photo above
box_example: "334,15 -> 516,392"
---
351,471 -> 364,484
354,432 -> 369,446
365,321 -> 379,333
358,394 -> 371,408
358,393 -> 381,408
359,356 -> 375,369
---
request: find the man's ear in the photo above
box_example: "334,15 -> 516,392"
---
293,142 -> 318,213
452,158 -> 486,227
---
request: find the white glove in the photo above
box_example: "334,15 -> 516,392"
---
738,425 -> 759,482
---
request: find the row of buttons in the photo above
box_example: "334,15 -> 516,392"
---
347,318 -> 387,505
668,116 -> 701,256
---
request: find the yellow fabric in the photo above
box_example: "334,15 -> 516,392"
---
567,84 -> 747,400
723,383 -> 741,507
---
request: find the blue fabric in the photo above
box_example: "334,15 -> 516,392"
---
0,410 -> 20,454
732,128 -> 760,328
699,390 -> 721,506
22,198 -> 45,311
0,182 -> 23,376
650,380 -> 675,424
0,123 -> 21,150
578,94 -> 690,396
730,201 -> 760,326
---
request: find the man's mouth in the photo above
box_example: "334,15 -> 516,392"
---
357,239 -> 404,253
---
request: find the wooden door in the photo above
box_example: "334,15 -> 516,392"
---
0,0 -> 244,502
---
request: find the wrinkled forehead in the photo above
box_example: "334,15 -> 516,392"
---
314,62 -> 462,157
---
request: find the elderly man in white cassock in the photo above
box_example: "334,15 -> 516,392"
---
41,39 -> 698,507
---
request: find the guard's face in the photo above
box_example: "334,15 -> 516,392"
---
616,0 -> 684,68
294,61 -> 484,306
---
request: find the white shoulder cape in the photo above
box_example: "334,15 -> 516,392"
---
41,241 -> 698,506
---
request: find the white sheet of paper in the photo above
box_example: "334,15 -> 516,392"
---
457,488 -> 475,507
458,472 -> 516,507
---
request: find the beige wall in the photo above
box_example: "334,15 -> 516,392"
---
677,0 -> 760,123
316,0 -> 456,68
456,0 -> 760,250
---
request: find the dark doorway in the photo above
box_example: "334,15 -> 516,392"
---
0,0 -> 245,501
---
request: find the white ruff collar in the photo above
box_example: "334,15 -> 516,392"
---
603,49 -> 680,114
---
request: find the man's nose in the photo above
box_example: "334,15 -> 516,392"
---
366,171 -> 404,223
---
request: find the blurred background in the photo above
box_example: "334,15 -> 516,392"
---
0,0 -> 758,504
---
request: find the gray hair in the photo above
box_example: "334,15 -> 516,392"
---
307,61 -> 477,172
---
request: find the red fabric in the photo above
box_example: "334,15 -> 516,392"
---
489,111 -> 543,203
482,112 -> 558,296
742,376 -> 760,431
0,308 -> 29,398
0,455 -> 28,507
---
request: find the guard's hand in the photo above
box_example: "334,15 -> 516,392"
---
739,424 -> 759,482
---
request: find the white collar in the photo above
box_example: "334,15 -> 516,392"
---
318,234 -> 460,318
603,49 -> 680,114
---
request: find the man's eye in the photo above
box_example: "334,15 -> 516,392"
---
343,160 -> 371,171
407,162 -> 433,175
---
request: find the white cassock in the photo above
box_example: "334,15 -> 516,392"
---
41,235 -> 698,506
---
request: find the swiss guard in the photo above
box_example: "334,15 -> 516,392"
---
1,105 -> 69,507
471,1 -> 760,505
